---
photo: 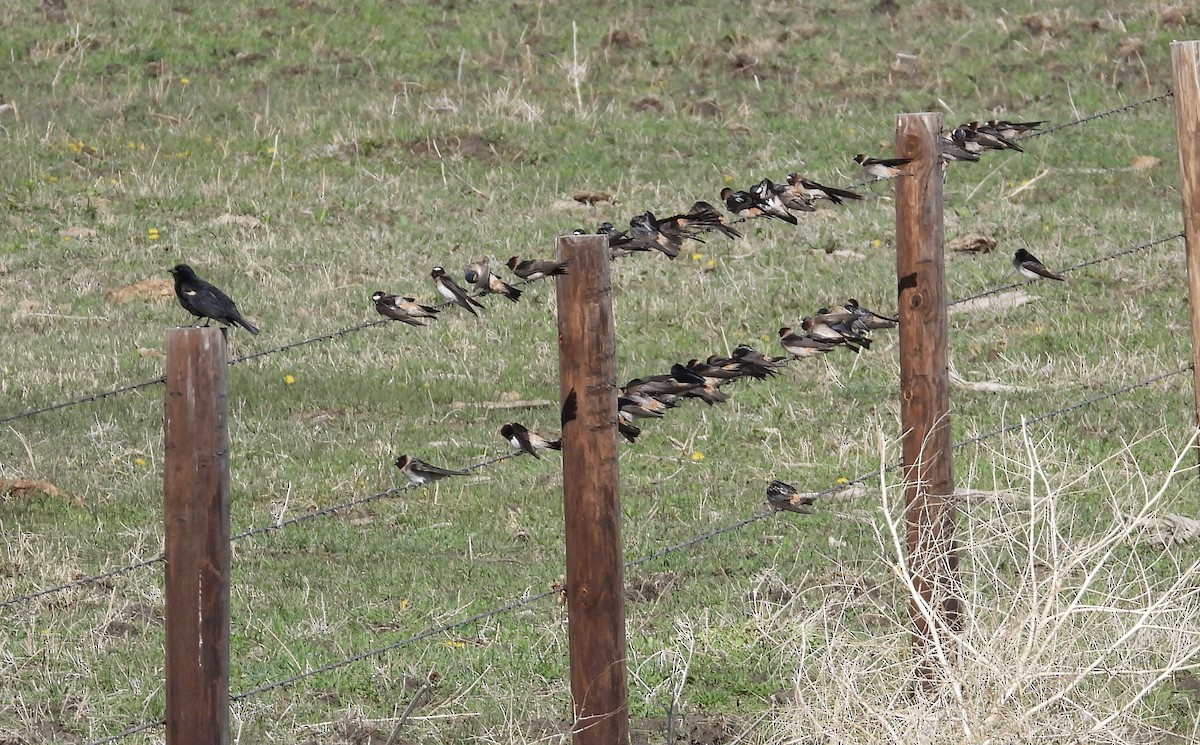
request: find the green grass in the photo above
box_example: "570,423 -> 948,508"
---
3,1 -> 1200,742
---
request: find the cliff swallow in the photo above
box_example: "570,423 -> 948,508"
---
984,119 -> 1046,140
853,153 -> 913,180
500,422 -> 562,459
1012,248 -> 1065,281
676,200 -> 742,239
431,265 -> 486,315
507,255 -> 569,281
371,290 -> 440,326
778,326 -> 835,358
752,177 -> 814,214
804,314 -> 871,352
786,173 -> 864,205
394,454 -> 469,485
766,480 -> 815,514
465,261 -> 522,302
618,392 -> 670,419
628,211 -> 683,259
967,121 -> 1024,151
842,298 -> 897,330
617,410 -> 642,443
939,137 -> 981,164
720,186 -> 799,225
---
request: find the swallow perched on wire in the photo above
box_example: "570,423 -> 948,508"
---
500,422 -> 562,459
507,255 -> 569,281
627,211 -> 683,259
853,153 -> 913,180
676,200 -> 742,239
465,261 -> 521,302
779,326 -> 836,359
168,263 -> 260,334
752,177 -> 814,215
394,454 -> 469,486
371,290 -> 440,326
617,410 -> 642,443
842,298 -> 897,330
786,173 -> 864,205
431,265 -> 486,316
984,119 -> 1046,141
766,479 -> 816,514
720,186 -> 799,225
1012,249 -> 1065,281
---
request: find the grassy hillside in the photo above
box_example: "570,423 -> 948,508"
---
2,1 -> 1199,742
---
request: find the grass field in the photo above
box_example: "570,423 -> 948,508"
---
3,1 -> 1200,743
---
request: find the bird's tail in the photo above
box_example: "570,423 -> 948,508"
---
234,314 -> 260,335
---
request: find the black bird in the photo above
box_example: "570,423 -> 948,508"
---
431,266 -> 486,315
1012,249 -> 1065,281
394,454 -> 469,486
372,291 -> 439,326
500,422 -> 562,459
507,255 -> 570,281
168,263 -> 260,334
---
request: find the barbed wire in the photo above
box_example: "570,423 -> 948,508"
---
229,587 -> 561,703
88,718 -> 165,745
0,452 -> 527,612
1022,89 -> 1174,140
78,359 -> 1192,742
952,363 -> 1193,451
947,231 -> 1183,308
0,376 -> 166,427
0,554 -> 165,612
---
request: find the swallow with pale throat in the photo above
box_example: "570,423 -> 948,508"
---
767,480 -> 816,514
853,153 -> 913,180
984,119 -> 1046,140
617,410 -> 642,443
431,265 -> 486,316
627,211 -> 683,259
169,263 -> 260,334
507,255 -> 570,281
1012,248 -> 1065,281
371,290 -> 440,326
676,200 -> 742,239
465,261 -> 521,302
500,422 -> 562,459
842,298 -> 897,330
804,313 -> 871,352
786,173 -> 864,205
395,454 -> 469,486
596,221 -> 650,257
720,186 -> 799,225
752,177 -> 814,215
779,326 -> 836,359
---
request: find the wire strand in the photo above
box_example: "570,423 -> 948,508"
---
1,452 -> 527,611
1022,90 -> 1174,140
948,232 -> 1183,308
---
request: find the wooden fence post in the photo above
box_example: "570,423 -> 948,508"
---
894,112 -> 960,691
1171,41 -> 1200,469
555,233 -> 629,745
164,328 -> 231,745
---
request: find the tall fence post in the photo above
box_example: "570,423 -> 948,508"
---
1171,41 -> 1200,471
555,233 -> 629,745
894,112 -> 960,691
164,328 -> 231,745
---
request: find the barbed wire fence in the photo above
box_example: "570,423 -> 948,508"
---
2,89 -> 1175,431
1,90 -> 1188,743
80,357 -> 1195,744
